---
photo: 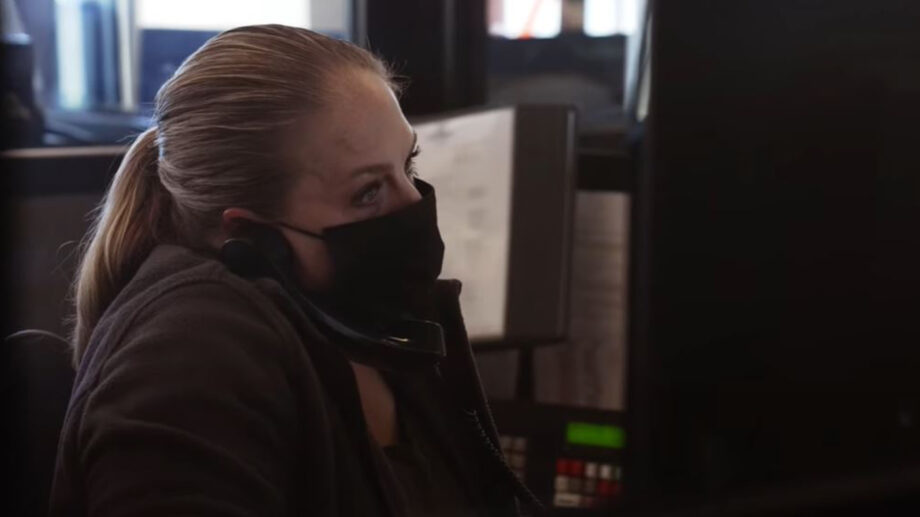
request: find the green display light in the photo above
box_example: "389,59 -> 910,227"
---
566,422 -> 625,449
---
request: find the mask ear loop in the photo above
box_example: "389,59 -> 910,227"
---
275,221 -> 325,240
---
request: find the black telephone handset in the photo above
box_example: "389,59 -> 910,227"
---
219,221 -> 446,372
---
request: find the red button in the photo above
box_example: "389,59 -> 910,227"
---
571,460 -> 585,476
556,458 -> 569,475
598,480 -> 613,497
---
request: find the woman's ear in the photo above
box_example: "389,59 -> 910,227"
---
221,207 -> 264,235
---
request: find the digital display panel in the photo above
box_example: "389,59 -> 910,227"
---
566,422 -> 625,449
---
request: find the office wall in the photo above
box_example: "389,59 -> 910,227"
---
9,194 -> 100,336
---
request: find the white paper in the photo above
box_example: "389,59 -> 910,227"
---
414,108 -> 516,340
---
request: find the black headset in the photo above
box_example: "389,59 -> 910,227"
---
219,220 -> 446,372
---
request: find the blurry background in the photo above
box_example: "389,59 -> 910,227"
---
6,0 -> 640,142
7,0 -> 349,144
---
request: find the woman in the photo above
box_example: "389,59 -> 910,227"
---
49,25 -> 541,517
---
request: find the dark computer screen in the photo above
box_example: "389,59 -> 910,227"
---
626,0 -> 920,513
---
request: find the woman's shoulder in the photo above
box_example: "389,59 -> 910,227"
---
58,245 -> 335,517
113,244 -> 286,323
83,244 -> 307,383
129,243 -> 275,302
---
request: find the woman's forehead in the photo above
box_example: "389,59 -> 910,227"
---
289,72 -> 412,181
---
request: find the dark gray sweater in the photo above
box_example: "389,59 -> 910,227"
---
49,245 -> 530,517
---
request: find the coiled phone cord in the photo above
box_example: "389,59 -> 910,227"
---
464,407 -> 546,516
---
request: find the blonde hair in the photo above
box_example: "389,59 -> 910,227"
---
70,25 -> 397,364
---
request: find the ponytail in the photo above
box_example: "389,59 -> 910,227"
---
70,127 -> 173,365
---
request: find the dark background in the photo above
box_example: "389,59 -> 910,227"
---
625,0 -> 920,514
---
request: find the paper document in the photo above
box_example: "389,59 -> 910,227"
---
414,108 -> 516,340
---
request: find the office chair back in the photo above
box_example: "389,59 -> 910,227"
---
5,330 -> 75,517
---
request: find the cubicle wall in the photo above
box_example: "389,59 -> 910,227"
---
5,147 -> 124,336
10,195 -> 100,336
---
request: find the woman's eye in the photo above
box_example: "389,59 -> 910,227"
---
405,159 -> 419,178
355,182 -> 381,206
405,145 -> 421,178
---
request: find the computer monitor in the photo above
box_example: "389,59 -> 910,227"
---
625,0 -> 920,514
412,105 -> 577,347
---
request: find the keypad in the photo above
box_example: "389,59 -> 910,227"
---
499,433 -> 623,510
499,434 -> 528,480
552,458 -> 621,509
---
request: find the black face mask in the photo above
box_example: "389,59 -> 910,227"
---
277,178 -> 445,329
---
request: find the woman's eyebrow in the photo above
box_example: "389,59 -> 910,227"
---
344,131 -> 418,180
346,163 -> 392,180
